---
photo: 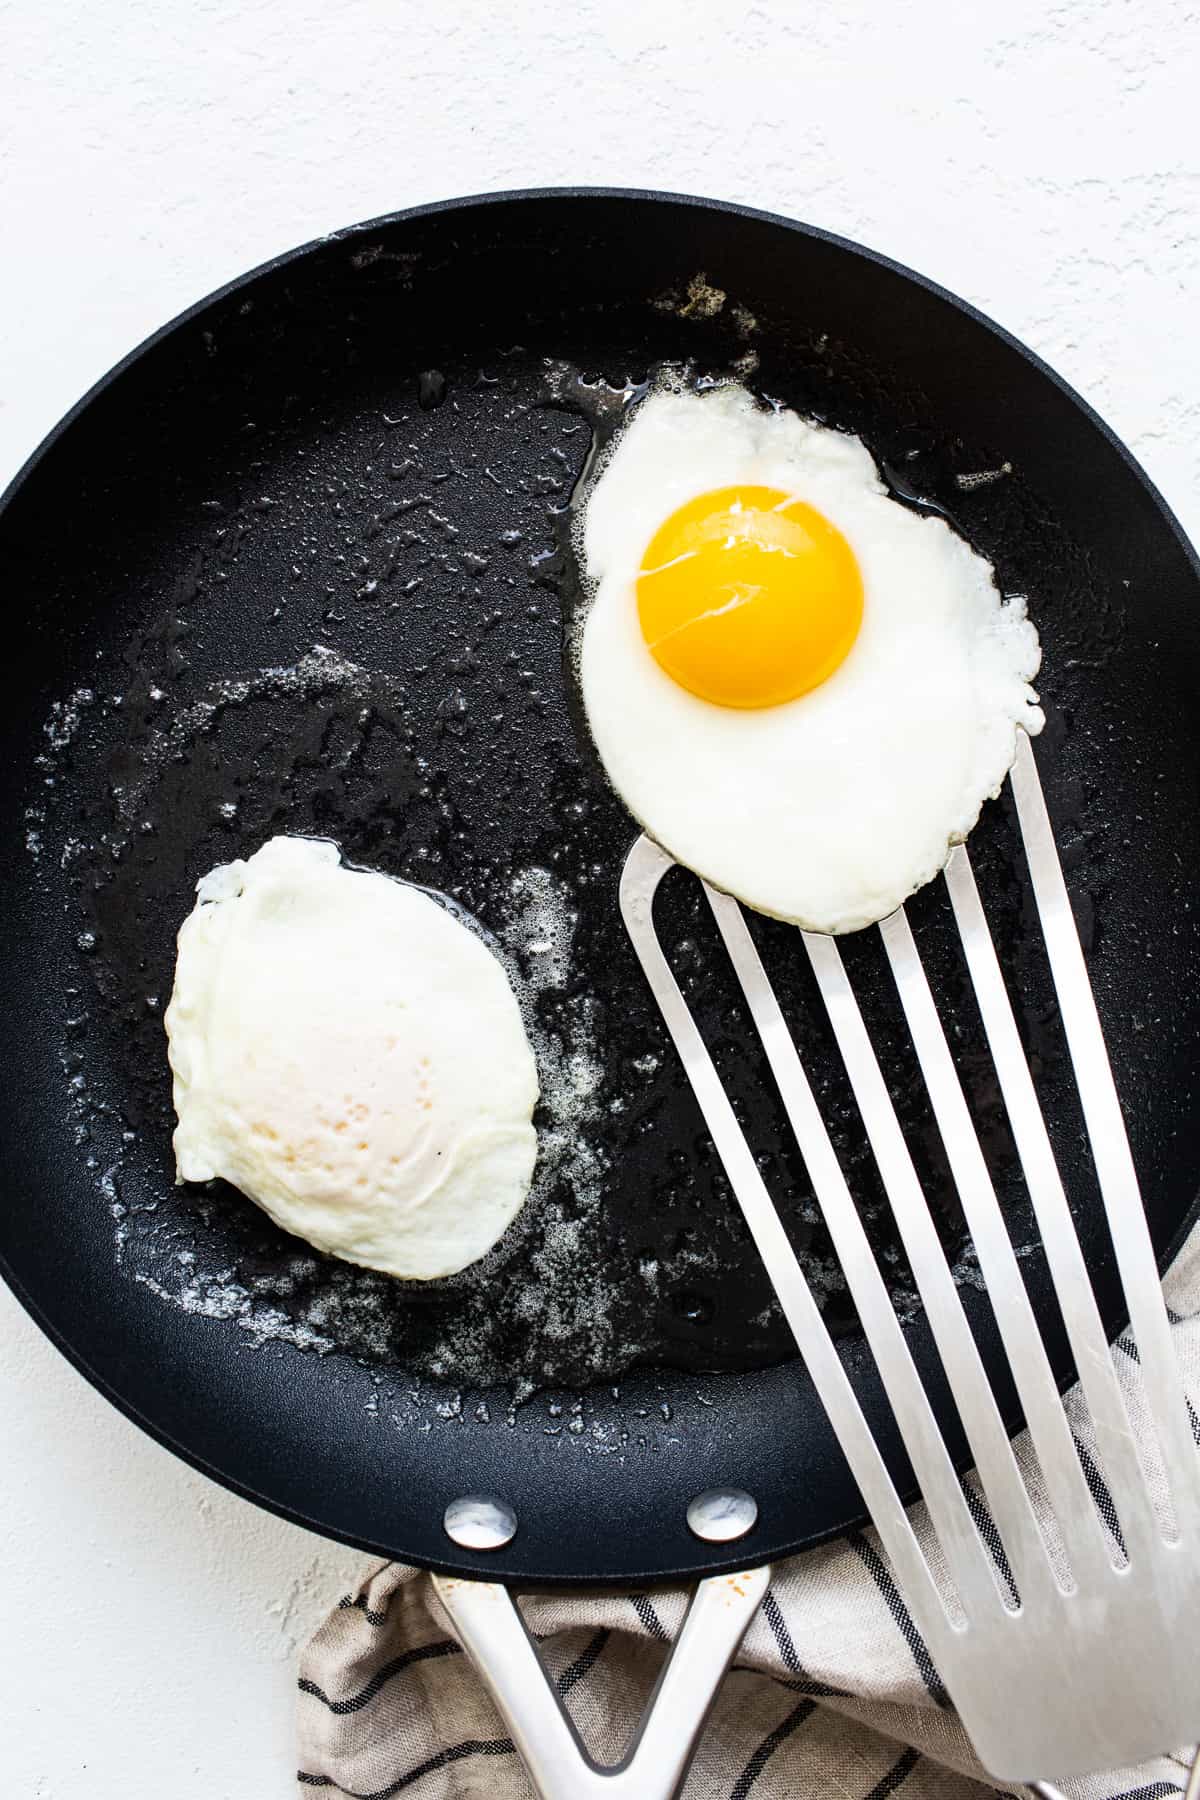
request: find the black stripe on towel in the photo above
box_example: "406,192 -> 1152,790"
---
1107,1783 -> 1184,1800
958,1477 -> 1019,1607
1072,1432 -> 1128,1559
728,1698 -> 816,1799
338,1593 -> 390,1627
847,1533 -> 949,1707
863,1745 -> 921,1798
298,1738 -> 515,1799
761,1588 -> 800,1670
299,1639 -> 462,1714
556,1628 -> 609,1697
630,1593 -> 670,1640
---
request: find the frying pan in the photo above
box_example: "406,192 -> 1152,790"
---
2,190 -> 1199,1788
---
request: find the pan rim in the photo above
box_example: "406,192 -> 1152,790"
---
3,184 -> 1199,593
2,186 -> 1198,1586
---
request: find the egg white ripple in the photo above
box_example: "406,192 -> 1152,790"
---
577,382 -> 1044,933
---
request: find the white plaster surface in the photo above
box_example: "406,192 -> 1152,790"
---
0,1 -> 1197,1793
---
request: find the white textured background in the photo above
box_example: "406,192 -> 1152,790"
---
1,2 -> 1197,1794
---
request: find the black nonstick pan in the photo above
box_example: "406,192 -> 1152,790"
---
2,192 -> 1199,1652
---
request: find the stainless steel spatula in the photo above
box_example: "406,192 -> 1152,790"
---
620,731 -> 1200,1794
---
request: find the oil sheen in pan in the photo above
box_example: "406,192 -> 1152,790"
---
32,341 -> 1111,1405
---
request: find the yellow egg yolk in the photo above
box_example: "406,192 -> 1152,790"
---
636,485 -> 864,709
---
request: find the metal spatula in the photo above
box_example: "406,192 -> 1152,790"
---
620,731 -> 1200,1796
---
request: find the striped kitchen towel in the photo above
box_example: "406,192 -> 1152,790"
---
298,1223 -> 1200,1800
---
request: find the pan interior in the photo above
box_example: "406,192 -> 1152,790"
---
2,193 -> 1198,1582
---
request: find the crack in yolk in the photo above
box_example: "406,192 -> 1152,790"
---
636,484 -> 864,709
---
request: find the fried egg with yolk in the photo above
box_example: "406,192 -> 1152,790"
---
164,836 -> 538,1280
577,382 -> 1043,932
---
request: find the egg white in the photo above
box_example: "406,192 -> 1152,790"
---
164,836 -> 538,1280
578,383 -> 1044,933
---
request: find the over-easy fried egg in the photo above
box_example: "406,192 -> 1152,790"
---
577,381 -> 1043,933
164,836 -> 538,1280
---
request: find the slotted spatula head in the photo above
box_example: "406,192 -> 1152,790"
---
620,732 -> 1200,1787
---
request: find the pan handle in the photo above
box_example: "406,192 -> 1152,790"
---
433,1564 -> 770,1800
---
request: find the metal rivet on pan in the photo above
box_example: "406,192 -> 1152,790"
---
686,1487 -> 759,1543
443,1494 -> 518,1550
